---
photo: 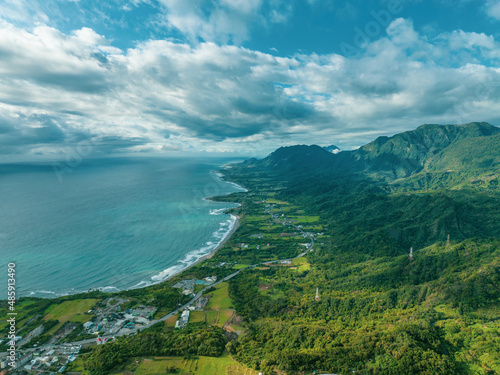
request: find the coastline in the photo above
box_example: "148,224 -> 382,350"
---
29,167 -> 245,300
147,168 -> 246,285
169,213 -> 240,274
143,168 -> 245,286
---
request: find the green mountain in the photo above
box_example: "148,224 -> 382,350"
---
355,122 -> 500,178
222,121 -> 500,260
257,144 -> 335,176
6,123 -> 500,375
215,122 -> 500,374
240,122 -> 500,189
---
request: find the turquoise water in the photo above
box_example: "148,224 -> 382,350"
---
0,157 -> 245,298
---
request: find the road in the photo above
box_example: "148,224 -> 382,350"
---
0,269 -> 245,358
1,201 -> 315,357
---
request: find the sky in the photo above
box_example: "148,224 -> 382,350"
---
1,0 -> 500,160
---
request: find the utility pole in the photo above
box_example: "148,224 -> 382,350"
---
409,247 -> 413,260
315,287 -> 320,301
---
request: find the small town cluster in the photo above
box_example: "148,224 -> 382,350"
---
0,298 -> 160,374
0,195 -> 324,374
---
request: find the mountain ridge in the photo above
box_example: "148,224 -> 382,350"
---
241,122 -> 500,188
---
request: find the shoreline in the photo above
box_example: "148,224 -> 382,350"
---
126,169 -> 245,289
168,213 -> 240,274
147,169 -> 246,286
26,168 -> 244,300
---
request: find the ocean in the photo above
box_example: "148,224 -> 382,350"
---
0,157 -> 246,298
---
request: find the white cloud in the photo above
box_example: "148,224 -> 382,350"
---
1,18 -> 500,160
386,18 -> 419,46
0,0 -> 49,24
440,30 -> 495,50
486,0 -> 500,19
151,0 -> 254,43
152,0 -> 290,44
219,0 -> 263,14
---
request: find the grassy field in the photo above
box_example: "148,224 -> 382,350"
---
132,353 -> 259,375
218,310 -> 234,326
189,311 -> 206,323
206,311 -> 219,325
43,299 -> 99,334
292,215 -> 320,223
266,199 -> 289,205
194,284 -> 205,293
164,314 -> 178,328
232,264 -> 249,270
292,257 -> 311,273
205,283 -> 232,310
0,300 -> 41,332
244,215 -> 268,222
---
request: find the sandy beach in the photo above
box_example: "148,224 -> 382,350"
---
156,213 -> 240,284
159,169 -> 245,282
193,214 -> 240,263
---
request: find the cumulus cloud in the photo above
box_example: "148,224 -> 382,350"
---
442,30 -> 495,50
0,0 -> 49,24
486,0 -> 500,19
151,0 -> 292,44
1,18 -> 500,159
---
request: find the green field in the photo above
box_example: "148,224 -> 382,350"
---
164,314 -> 178,328
244,215 -> 267,222
205,310 -> 219,325
43,299 -> 99,334
133,354 -> 259,375
232,264 -> 249,270
292,257 -> 311,273
0,300 -> 41,332
189,311 -> 206,323
260,224 -> 284,231
205,283 -> 232,310
218,310 -> 234,326
292,215 -> 320,223
266,199 -> 289,205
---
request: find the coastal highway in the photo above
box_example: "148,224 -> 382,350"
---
0,269 -> 245,358
0,257 -> 300,358
0,246 -> 313,358
1,207 -> 315,358
153,269 -> 242,325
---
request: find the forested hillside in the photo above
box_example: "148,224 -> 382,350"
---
217,123 -> 500,374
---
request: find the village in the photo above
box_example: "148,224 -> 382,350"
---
170,276 -> 216,329
0,298 -> 161,374
0,194 -> 326,375
0,344 -> 82,374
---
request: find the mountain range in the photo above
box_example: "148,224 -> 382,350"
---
224,121 -> 500,257
217,122 -> 500,374
241,122 -> 500,190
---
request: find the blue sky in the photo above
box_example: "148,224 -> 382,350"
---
1,0 -> 500,160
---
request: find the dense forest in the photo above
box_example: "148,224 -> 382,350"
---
214,123 -> 500,374
83,325 -> 227,374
